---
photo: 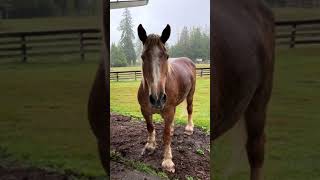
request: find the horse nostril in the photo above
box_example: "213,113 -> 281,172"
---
149,95 -> 156,105
160,93 -> 167,103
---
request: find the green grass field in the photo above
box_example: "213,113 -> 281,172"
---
0,46 -> 319,179
0,61 -> 105,177
1,7 -> 320,33
0,16 -> 99,32
110,78 -> 210,131
213,46 -> 320,180
0,8 -> 320,179
273,8 -> 320,20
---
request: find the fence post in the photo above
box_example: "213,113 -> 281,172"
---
21,34 -> 27,63
116,72 -> 119,82
290,24 -> 297,48
79,32 -> 85,61
201,69 -> 203,77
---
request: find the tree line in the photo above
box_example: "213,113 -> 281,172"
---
0,0 -> 99,18
265,0 -> 320,7
169,26 -> 210,62
111,9 -> 210,67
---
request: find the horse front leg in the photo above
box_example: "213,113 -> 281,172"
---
161,108 -> 175,173
141,109 -> 157,155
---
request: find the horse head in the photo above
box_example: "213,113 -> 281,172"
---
138,24 -> 171,109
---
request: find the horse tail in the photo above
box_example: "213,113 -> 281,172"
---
223,116 -> 248,179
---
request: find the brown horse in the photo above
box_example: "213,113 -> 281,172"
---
212,0 -> 275,180
137,24 -> 196,173
88,0 -> 109,176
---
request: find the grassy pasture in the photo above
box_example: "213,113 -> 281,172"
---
0,60 -> 106,177
213,46 -> 320,180
0,8 -> 320,33
0,16 -> 99,32
0,46 -> 319,179
273,8 -> 320,21
110,78 -> 210,130
0,8 -> 319,179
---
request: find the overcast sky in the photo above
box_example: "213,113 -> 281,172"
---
110,0 -> 210,46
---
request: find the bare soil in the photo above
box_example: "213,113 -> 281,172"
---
110,114 -> 210,180
0,166 -> 71,180
0,114 -> 210,180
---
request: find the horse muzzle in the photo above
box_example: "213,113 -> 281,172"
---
149,92 -> 167,109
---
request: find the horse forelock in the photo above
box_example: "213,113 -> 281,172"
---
143,34 -> 166,52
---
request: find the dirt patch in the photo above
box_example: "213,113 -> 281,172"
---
0,166 -> 69,180
110,161 -> 162,180
110,114 -> 210,180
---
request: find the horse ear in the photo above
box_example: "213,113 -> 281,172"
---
160,24 -> 171,44
138,24 -> 147,44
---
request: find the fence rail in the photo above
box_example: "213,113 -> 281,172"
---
110,68 -> 210,81
0,28 -> 101,62
275,19 -> 320,47
1,19 -> 320,62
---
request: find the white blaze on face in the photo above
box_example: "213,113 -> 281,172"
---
150,46 -> 161,96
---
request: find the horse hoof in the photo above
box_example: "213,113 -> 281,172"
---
170,130 -> 174,136
162,159 -> 175,173
141,142 -> 156,155
184,125 -> 194,135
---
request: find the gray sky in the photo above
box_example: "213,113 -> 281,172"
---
110,0 -> 210,46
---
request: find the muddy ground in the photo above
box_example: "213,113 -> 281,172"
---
0,166 -> 68,180
0,114 -> 210,180
110,114 -> 210,180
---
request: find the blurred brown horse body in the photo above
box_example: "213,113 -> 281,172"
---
87,0 -> 109,175
212,0 -> 275,180
137,24 -> 196,173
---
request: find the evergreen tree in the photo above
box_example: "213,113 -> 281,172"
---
189,27 -> 204,60
118,8 -> 136,65
170,26 -> 210,62
135,38 -> 143,65
111,43 -> 128,67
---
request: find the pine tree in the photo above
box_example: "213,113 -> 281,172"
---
135,38 -> 143,65
170,26 -> 210,62
118,8 -> 136,66
111,43 -> 128,67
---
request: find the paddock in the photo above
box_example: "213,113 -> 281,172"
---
0,9 -> 320,179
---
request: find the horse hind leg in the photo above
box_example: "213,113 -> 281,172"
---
245,91 -> 268,180
185,87 -> 195,135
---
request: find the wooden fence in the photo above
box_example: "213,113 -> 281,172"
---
110,67 -> 210,81
0,28 -> 101,62
1,19 -> 320,62
276,19 -> 320,47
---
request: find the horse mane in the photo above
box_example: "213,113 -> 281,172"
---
144,34 -> 166,51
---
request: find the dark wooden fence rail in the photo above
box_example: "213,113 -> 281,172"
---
1,19 -> 320,62
110,68 -> 210,81
0,28 -> 101,62
276,19 -> 320,47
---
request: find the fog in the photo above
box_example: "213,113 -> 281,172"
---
110,0 -> 210,45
